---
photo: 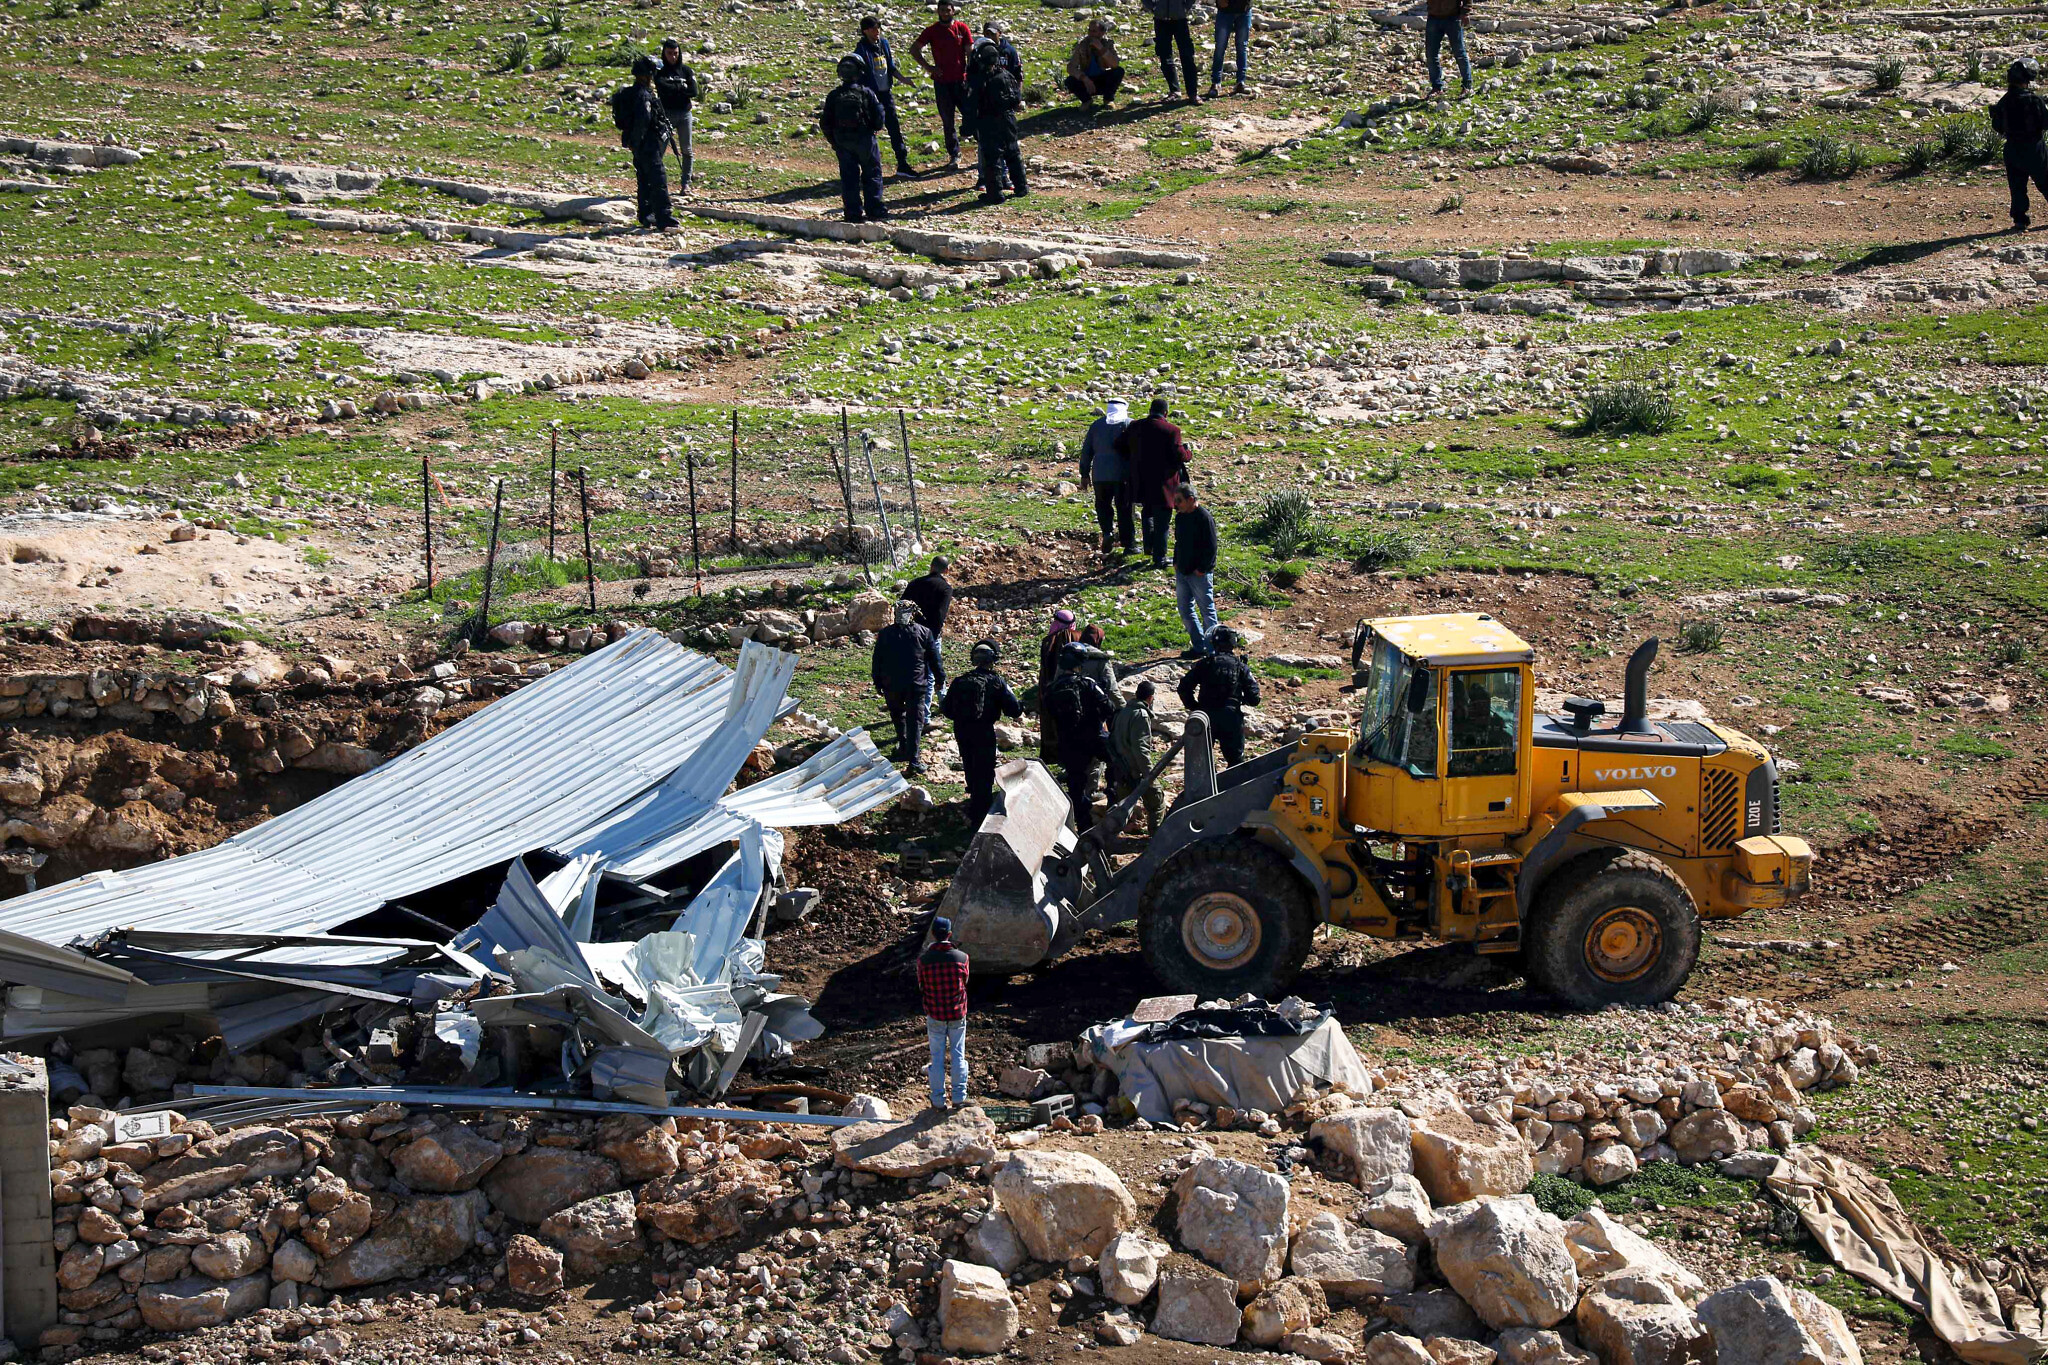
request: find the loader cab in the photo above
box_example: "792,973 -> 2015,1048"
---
1349,613 -> 1535,839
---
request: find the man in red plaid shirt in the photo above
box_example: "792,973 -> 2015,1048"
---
917,917 -> 971,1109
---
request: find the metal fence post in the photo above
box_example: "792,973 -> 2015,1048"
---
421,454 -> 435,596
474,477 -> 504,645
729,409 -> 739,552
826,441 -> 872,587
547,424 -> 559,563
859,431 -> 898,570
898,407 -> 921,546
686,443 -> 703,599
579,466 -> 596,613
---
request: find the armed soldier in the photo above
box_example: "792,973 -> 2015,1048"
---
1043,641 -> 1119,832
612,57 -> 678,230
1177,625 -> 1260,766
1993,59 -> 2048,232
1109,679 -> 1164,837
654,39 -> 700,197
872,600 -> 943,775
819,54 -> 889,223
941,639 -> 1024,830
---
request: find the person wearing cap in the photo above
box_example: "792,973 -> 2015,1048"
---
1171,479 -> 1219,658
872,600 -> 943,774
1992,59 -> 2048,231
1079,398 -> 1135,557
856,15 -> 918,178
1065,19 -> 1125,114
1075,622 -> 1125,707
613,57 -> 678,230
1042,641 -> 1119,832
904,557 -> 955,729
966,32 -> 1027,201
820,54 -> 890,223
654,39 -> 700,196
1036,608 -> 1079,759
916,917 -> 971,1110
1114,396 -> 1193,568
1178,624 -> 1259,766
1110,679 -> 1164,836
911,0 -> 975,172
941,638 -> 1023,829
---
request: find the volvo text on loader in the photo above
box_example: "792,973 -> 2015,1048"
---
939,613 -> 1813,1009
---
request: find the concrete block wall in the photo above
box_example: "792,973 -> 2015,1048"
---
0,1056 -> 56,1346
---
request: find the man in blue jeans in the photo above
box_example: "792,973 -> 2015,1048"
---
1207,0 -> 1251,98
1424,0 -> 1473,98
916,918 -> 971,1110
1172,481 -> 1218,658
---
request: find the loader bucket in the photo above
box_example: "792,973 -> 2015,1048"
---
938,759 -> 1076,974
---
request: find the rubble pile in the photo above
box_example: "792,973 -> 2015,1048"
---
39,1102 -> 811,1352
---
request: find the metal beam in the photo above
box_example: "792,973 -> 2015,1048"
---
189,1084 -> 866,1128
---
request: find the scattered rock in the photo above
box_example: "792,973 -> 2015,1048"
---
1100,1230 -> 1167,1306
1312,1107 -> 1414,1186
1576,1272 -> 1714,1365
1695,1276 -> 1863,1365
1173,1155 -> 1290,1290
1152,1272 -> 1241,1346
991,1149 -> 1138,1261
1409,1105 -> 1534,1204
1289,1210 -> 1417,1300
938,1258 -> 1020,1355
1428,1197 -> 1579,1330
1243,1276 -> 1329,1347
833,1104 -> 999,1177
537,1190 -> 644,1277
505,1234 -> 564,1298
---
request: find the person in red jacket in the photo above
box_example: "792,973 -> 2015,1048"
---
1113,396 -> 1193,568
916,917 -> 971,1109
911,0 -> 976,172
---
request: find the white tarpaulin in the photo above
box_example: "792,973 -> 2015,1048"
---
1080,1012 -> 1374,1123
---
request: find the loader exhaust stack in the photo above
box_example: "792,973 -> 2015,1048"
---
1619,636 -> 1659,736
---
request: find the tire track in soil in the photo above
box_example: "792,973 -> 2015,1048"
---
1699,762 -> 2048,1004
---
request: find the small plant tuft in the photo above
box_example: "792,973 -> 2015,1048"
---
499,30 -> 531,70
1528,1173 -> 1596,1220
1899,138 -> 1940,175
1965,50 -> 1985,84
1799,134 -> 1867,179
1348,527 -> 1418,573
540,34 -> 570,66
1742,142 -> 1785,174
1871,56 -> 1906,92
1990,638 -> 2028,667
2022,504 -> 2048,539
542,5 -> 564,31
1682,92 -> 1726,133
1246,488 -> 1326,559
1269,560 -> 1307,590
1678,619 -> 1725,654
1574,380 -> 1680,436
1435,192 -> 1463,214
123,321 -> 179,359
49,0 -> 77,16
1218,565 -> 1277,607
1938,114 -> 2000,164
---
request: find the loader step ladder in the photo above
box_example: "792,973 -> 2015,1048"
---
1447,848 -> 1525,954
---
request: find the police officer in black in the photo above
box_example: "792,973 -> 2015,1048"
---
819,54 -> 888,223
655,38 -> 700,196
1992,59 -> 2048,232
940,639 -> 1024,830
872,600 -> 943,775
612,57 -> 677,230
1042,641 -> 1119,832
1177,625 -> 1261,767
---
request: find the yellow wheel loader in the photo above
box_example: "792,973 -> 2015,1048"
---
939,613 -> 1813,1009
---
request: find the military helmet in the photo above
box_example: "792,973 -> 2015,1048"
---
2012,57 -> 2040,87
1210,626 -> 1239,652
970,639 -> 1000,666
631,54 -> 659,79
1058,641 -> 1089,668
837,53 -> 868,83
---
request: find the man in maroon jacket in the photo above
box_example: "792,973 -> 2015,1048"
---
911,0 -> 976,172
916,917 -> 971,1109
1114,396 -> 1192,569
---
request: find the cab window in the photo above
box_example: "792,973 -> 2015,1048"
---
1448,669 -> 1519,778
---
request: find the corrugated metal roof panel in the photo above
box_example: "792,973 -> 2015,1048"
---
0,633 -> 779,975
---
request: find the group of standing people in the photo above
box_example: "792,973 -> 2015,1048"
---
613,41 -> 701,230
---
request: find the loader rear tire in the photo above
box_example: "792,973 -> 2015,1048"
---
1140,838 -> 1316,1000
1525,848 -> 1699,1009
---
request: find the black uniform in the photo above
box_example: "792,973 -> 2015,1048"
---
612,82 -> 676,229
904,572 -> 954,637
1992,86 -> 2048,228
819,78 -> 888,223
941,666 -> 1024,829
1042,669 -> 1118,830
872,621 -> 943,769
654,57 -> 699,194
968,45 -> 1026,197
1177,649 -> 1260,766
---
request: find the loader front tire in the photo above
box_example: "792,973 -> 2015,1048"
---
1140,839 -> 1316,1000
1525,848 -> 1699,1009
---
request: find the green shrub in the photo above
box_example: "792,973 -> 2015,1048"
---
540,34 -> 570,67
1899,139 -> 1940,175
2023,504 -> 2048,539
1218,566 -> 1277,607
1574,381 -> 1680,436
1678,619 -> 1724,654
541,5 -> 563,31
1270,560 -> 1307,589
1991,638 -> 2027,667
1725,464 -> 1792,492
1799,134 -> 1867,179
602,35 -> 647,66
123,321 -> 178,358
259,0 -> 279,16
1348,527 -> 1418,572
1527,1173 -> 1595,1220
499,30 -> 531,69
1682,93 -> 1726,133
1742,142 -> 1785,174
1966,50 -> 1984,84
1436,192 -> 1464,214
1871,56 -> 1906,92
1938,114 -> 2000,163
49,0 -> 76,16
1246,488 -> 1326,559
1007,435 -> 1059,462
1642,86 -> 1671,111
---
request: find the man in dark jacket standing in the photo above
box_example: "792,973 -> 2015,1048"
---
1178,625 -> 1260,766
655,39 -> 699,196
856,15 -> 918,178
1141,0 -> 1200,103
941,639 -> 1023,830
904,554 -> 954,716
614,58 -> 677,230
1079,398 -> 1133,556
1171,481 -> 1218,657
872,600 -> 943,774
1993,59 -> 2048,231
1115,397 -> 1191,568
820,55 -> 888,223
968,36 -> 1027,201
1042,641 -> 1119,832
